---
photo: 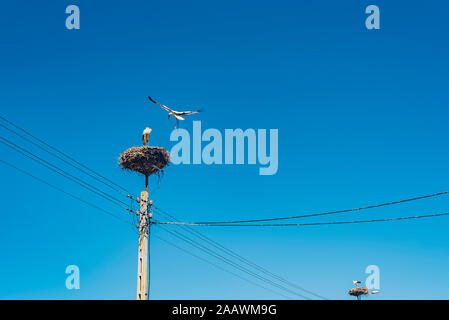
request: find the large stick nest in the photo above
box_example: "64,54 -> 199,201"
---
118,146 -> 170,176
348,287 -> 369,297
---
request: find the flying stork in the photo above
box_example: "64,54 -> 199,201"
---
148,96 -> 202,129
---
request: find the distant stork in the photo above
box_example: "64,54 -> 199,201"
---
353,280 -> 362,286
371,290 -> 380,294
142,127 -> 152,146
148,96 -> 202,129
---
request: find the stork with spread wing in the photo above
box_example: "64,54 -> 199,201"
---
148,96 -> 202,128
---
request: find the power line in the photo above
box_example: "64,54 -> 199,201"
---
0,136 -> 131,211
153,212 -> 449,227
153,234 -> 292,299
154,206 -> 327,300
0,159 -> 133,225
156,224 -> 312,299
0,121 -> 132,198
0,115 -> 132,195
180,190 -> 449,225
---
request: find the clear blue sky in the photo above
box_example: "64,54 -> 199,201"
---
0,0 -> 448,299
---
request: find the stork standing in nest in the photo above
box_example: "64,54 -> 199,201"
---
142,127 -> 152,146
148,96 -> 202,129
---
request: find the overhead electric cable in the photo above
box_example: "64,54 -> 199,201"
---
156,224 -> 312,299
0,136 -> 131,210
154,206 -> 327,300
153,212 -> 449,227
0,159 -> 132,225
153,234 -> 292,299
180,191 -> 449,225
0,115 -> 132,194
0,121 -> 131,198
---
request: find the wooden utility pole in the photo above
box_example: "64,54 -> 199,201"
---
137,176 -> 151,300
119,143 -> 169,300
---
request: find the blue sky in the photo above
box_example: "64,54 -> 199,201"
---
0,0 -> 448,299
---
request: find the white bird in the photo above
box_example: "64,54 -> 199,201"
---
371,290 -> 380,294
353,280 -> 362,286
148,96 -> 202,129
142,127 -> 152,145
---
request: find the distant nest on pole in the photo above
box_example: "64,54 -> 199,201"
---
348,287 -> 369,297
119,146 -> 170,177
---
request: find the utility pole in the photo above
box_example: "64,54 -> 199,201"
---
137,175 -> 152,300
119,139 -> 169,300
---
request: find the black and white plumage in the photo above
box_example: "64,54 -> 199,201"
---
148,96 -> 201,128
142,127 -> 152,145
